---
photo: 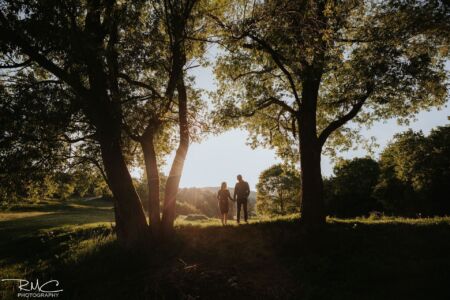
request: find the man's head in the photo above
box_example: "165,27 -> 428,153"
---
237,174 -> 243,182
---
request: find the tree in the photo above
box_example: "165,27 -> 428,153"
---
374,126 -> 450,216
256,164 -> 301,216
0,73 -> 72,203
212,0 -> 449,227
0,0 -> 154,247
0,0 -> 211,246
324,157 -> 380,217
424,126 -> 450,214
119,0 -> 210,236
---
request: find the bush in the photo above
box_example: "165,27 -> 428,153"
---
324,157 -> 380,217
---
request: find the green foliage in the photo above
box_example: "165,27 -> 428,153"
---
375,125 -> 450,216
322,126 -> 450,217
71,169 -> 110,198
177,188 -> 220,217
0,77 -> 73,202
0,165 -> 110,204
324,157 -> 380,217
212,0 -> 449,161
256,164 -> 301,215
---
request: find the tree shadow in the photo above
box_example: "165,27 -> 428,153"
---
69,219 -> 450,299
2,213 -> 450,299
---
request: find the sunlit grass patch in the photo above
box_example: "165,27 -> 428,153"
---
61,232 -> 116,267
0,198 -> 65,210
175,213 -> 301,228
327,215 -> 450,225
175,215 -> 223,228
0,211 -> 55,221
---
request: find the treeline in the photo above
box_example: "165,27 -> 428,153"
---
256,165 -> 301,216
1,158 -> 260,220
0,166 -> 109,205
257,126 -> 450,217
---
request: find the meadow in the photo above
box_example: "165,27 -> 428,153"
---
1,197 -> 450,299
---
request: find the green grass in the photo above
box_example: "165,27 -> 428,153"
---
1,199 -> 450,299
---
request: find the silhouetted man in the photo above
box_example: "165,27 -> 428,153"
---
234,174 -> 250,224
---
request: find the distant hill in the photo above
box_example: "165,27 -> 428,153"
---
180,186 -> 256,202
176,186 -> 257,218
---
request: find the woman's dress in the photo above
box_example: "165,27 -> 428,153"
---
217,189 -> 231,214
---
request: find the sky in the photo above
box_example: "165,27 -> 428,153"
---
160,54 -> 449,190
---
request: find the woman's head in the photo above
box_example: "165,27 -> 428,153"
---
221,182 -> 227,190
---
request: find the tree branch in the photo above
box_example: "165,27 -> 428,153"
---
318,84 -> 374,147
117,73 -> 163,99
238,96 -> 296,117
243,34 -> 302,106
121,119 -> 142,142
62,133 -> 95,143
231,67 -> 275,81
0,58 -> 32,69
0,14 -> 89,98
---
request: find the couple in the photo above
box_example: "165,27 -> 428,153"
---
217,174 -> 250,226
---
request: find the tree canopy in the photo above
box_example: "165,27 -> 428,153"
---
211,0 -> 449,226
375,126 -> 450,216
214,0 -> 448,157
256,164 -> 301,215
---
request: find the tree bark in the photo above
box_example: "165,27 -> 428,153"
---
98,133 -> 148,249
140,125 -> 161,236
298,75 -> 326,228
161,77 -> 189,236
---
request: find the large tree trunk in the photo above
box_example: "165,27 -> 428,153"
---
85,87 -> 149,249
161,78 -> 189,236
298,132 -> 325,227
99,134 -> 148,249
298,76 -> 326,228
140,125 -> 161,236
82,2 -> 148,248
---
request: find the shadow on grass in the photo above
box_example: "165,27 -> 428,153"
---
43,219 -> 450,300
2,209 -> 450,299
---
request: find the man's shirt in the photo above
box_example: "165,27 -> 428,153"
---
234,181 -> 250,200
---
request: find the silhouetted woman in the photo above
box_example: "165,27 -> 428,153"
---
217,182 -> 233,225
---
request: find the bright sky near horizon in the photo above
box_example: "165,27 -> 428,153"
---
159,53 -> 449,190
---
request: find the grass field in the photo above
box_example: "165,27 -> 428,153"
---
1,198 -> 450,299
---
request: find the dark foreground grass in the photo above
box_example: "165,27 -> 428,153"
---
1,199 -> 450,299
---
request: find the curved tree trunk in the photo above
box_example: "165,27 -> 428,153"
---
141,125 -> 161,236
99,135 -> 148,249
161,77 -> 189,237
